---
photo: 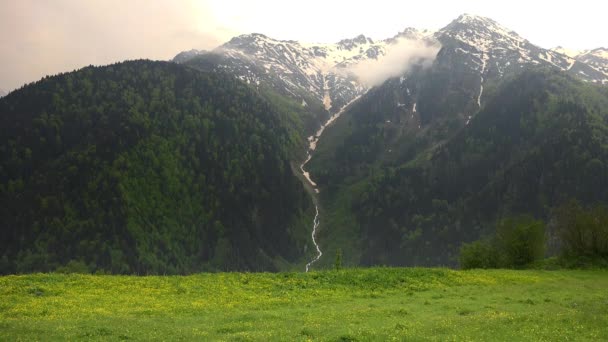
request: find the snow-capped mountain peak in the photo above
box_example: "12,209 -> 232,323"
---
588,47 -> 608,60
191,32 -> 391,111
572,47 -> 608,77
336,34 -> 374,49
552,46 -> 584,58
436,14 -> 607,85
173,14 -> 607,115
440,13 -> 526,53
389,28 -> 436,43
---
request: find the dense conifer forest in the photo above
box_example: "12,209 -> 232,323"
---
0,60 -> 314,274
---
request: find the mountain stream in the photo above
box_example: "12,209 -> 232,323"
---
301,95 -> 361,272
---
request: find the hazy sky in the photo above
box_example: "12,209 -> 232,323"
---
1,0 -> 606,92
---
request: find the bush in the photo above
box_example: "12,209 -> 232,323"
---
56,260 -> 91,274
554,201 -> 608,259
496,216 -> 545,268
459,215 -> 545,269
459,240 -> 499,269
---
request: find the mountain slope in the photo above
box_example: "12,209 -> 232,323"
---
438,14 -> 607,86
353,70 -> 608,265
308,65 -> 608,267
573,48 -> 608,80
309,14 -> 608,184
0,60 -> 314,274
552,47 -> 608,79
175,14 -> 606,127
174,33 -> 376,114
174,30 -> 439,120
224,14 -> 608,268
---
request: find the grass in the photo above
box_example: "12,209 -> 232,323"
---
1,268 -> 607,341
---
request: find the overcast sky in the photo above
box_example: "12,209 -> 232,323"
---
1,0 -> 606,92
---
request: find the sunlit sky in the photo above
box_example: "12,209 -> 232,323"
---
1,0 -> 606,92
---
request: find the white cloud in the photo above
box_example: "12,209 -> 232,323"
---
348,39 -> 440,87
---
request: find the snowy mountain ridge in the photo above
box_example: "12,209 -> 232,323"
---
437,14 -> 607,86
217,32 -> 384,110
174,14 -> 607,113
551,47 -> 608,78
175,28 -> 438,112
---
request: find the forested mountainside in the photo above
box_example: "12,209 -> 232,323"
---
0,60 -> 314,274
309,68 -> 608,267
2,13 -> 607,275
181,52 -> 329,137
302,14 -> 608,268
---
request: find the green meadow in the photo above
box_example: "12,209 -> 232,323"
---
1,268 -> 607,341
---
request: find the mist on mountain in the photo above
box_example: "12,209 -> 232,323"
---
347,38 -> 440,87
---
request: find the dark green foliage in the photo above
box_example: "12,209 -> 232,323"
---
312,68 -> 608,267
460,216 -> 545,269
459,240 -> 498,269
0,60 -> 312,274
554,201 -> 608,260
495,216 -> 546,268
183,53 -> 329,139
334,248 -> 343,271
55,260 -> 90,274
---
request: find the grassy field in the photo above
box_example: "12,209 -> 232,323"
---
1,268 -> 607,341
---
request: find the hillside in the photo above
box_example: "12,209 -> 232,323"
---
0,60 -> 314,274
308,68 -> 608,267
168,14 -> 608,270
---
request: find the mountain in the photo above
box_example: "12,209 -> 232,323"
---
309,14 -> 608,186
353,70 -> 608,266
552,46 -> 583,58
172,49 -> 207,63
175,15 -> 606,115
309,14 -> 608,183
3,14 -> 607,274
173,15 -> 606,147
439,14 -> 607,84
0,89 -> 5,98
572,48 -> 608,79
0,60 -> 315,274
312,67 -> 608,267
552,47 -> 608,74
174,30 -> 438,117
175,33 -> 369,115
305,15 -> 608,267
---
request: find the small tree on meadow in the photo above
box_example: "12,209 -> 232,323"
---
334,248 -> 343,271
496,215 -> 545,268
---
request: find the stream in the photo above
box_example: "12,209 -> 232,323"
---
300,95 -> 361,272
